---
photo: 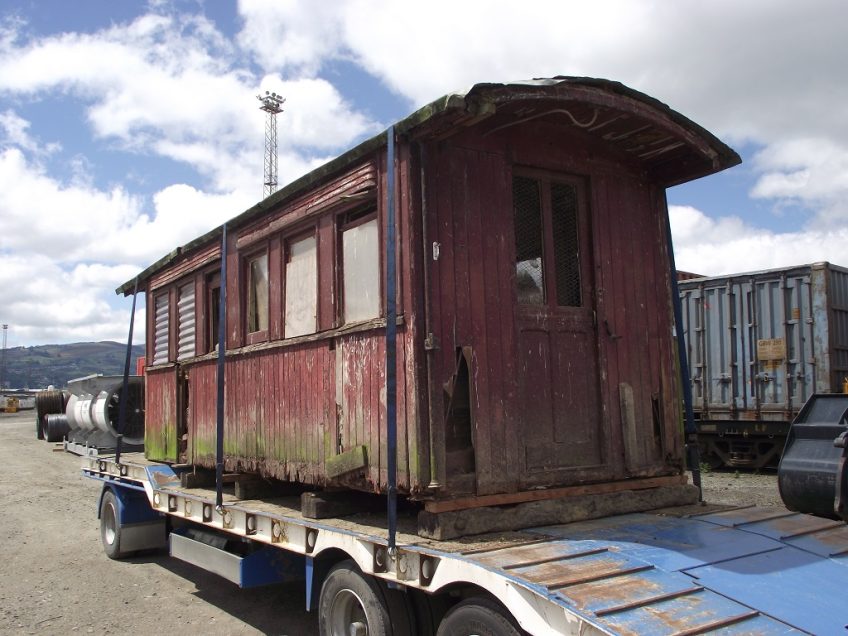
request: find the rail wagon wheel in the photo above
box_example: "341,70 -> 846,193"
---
100,489 -> 132,560
318,560 -> 413,636
436,597 -> 523,636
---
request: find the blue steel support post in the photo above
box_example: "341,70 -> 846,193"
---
385,127 -> 398,551
216,224 -> 228,510
115,276 -> 138,465
662,193 -> 702,499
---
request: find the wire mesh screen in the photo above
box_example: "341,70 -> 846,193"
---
551,182 -> 582,307
513,176 -> 544,304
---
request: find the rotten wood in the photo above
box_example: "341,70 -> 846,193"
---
424,474 -> 686,514
418,484 -> 699,541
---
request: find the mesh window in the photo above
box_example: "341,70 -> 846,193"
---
551,182 -> 582,307
513,176 -> 544,304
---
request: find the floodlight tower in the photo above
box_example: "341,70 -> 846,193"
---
256,91 -> 286,199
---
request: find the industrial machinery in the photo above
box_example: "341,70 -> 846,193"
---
778,393 -> 848,521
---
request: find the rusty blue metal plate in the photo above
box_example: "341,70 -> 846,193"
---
684,546 -> 848,635
527,511 -> 848,633
535,513 -> 779,572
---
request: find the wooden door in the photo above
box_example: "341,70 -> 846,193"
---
512,171 -> 604,485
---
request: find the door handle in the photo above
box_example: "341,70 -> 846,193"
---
604,320 -> 622,340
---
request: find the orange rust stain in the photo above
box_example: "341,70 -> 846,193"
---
518,556 -> 626,585
563,575 -> 662,609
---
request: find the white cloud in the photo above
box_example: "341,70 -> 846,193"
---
0,11 -> 378,192
0,253 -> 142,346
670,205 -> 848,276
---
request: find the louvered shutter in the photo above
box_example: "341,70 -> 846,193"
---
177,282 -> 196,360
152,294 -> 170,364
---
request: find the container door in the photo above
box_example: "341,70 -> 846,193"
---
511,172 -> 602,484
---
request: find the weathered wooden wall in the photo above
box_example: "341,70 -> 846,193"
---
424,122 -> 682,496
145,366 -> 178,461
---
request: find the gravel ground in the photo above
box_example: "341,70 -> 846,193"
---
0,410 -> 315,636
699,467 -> 783,508
0,409 -> 785,635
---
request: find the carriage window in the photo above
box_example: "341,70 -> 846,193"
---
513,176 -> 544,305
246,252 -> 269,334
285,234 -> 317,337
513,174 -> 582,308
176,281 -> 196,360
206,272 -> 221,352
342,215 -> 379,323
152,292 -> 170,364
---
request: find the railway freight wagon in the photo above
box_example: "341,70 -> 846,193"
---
119,76 -> 740,519
679,262 -> 848,468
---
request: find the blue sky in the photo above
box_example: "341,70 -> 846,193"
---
1,0 -> 847,347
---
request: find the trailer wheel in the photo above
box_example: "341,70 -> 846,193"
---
436,597 -> 523,636
318,560 -> 410,636
100,490 -> 131,560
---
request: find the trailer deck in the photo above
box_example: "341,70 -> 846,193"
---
85,454 -> 848,635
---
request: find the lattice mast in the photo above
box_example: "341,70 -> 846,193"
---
256,91 -> 285,199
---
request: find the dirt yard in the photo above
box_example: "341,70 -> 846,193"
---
0,409 -> 784,635
0,410 -> 315,635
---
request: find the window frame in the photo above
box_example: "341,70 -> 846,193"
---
205,270 -> 221,353
337,207 -> 382,326
512,168 -> 590,312
282,227 -> 319,339
243,246 -> 270,345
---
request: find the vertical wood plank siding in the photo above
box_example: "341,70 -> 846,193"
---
182,327 -> 417,491
425,122 -> 683,496
145,366 -> 178,461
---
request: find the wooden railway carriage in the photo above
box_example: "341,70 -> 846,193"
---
119,77 -> 739,504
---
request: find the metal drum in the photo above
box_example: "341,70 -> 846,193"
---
778,394 -> 848,521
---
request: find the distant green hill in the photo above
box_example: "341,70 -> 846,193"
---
0,341 -> 145,389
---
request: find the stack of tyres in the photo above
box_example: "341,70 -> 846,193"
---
778,394 -> 848,521
34,390 -> 67,441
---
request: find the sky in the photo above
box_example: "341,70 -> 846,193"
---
1,0 -> 847,348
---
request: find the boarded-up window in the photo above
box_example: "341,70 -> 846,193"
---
285,234 -> 317,338
342,215 -> 379,323
177,281 -> 196,360
513,174 -> 583,308
152,293 -> 169,364
247,252 -> 269,334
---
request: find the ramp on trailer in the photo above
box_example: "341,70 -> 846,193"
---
84,455 -> 848,635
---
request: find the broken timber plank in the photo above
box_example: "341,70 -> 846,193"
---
325,445 -> 367,478
424,474 -> 687,514
418,483 -> 700,541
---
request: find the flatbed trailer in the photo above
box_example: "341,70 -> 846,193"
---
85,453 -> 848,635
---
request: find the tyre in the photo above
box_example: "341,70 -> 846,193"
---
36,415 -> 45,440
45,414 -> 69,442
436,597 -> 523,636
100,489 -> 132,559
318,560 -> 412,636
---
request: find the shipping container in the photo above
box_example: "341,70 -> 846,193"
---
679,262 -> 848,467
118,76 -> 740,509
